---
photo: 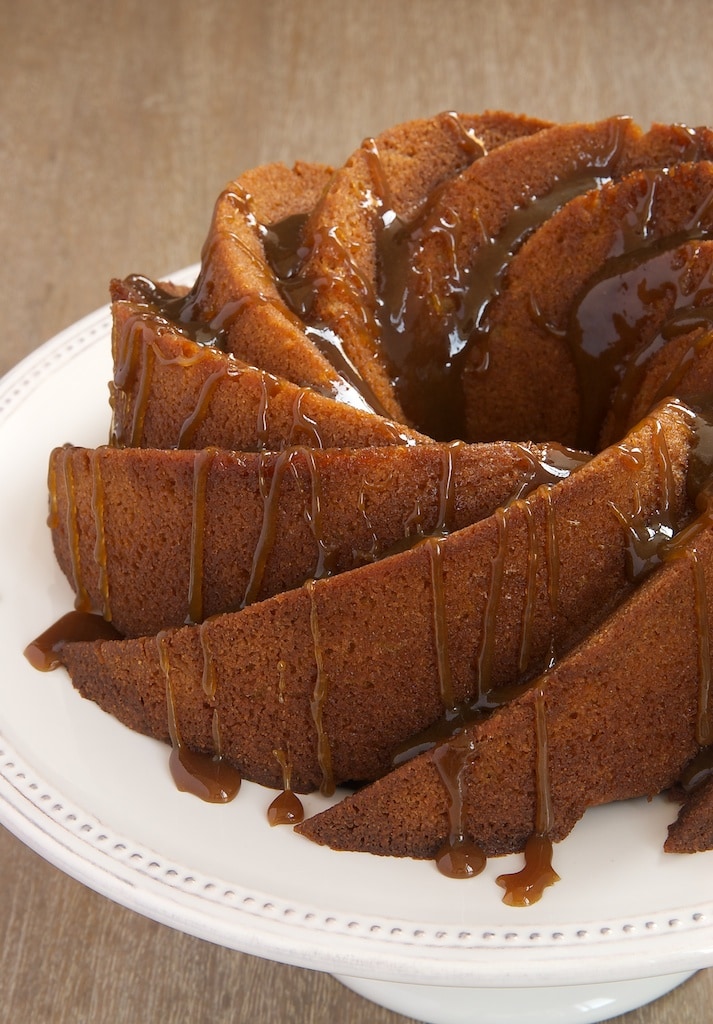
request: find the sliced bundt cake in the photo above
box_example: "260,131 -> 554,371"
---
55,398 -> 694,794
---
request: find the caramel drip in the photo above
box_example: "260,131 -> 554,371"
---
441,111 -> 488,161
475,507 -> 508,702
609,423 -> 678,583
255,371 -> 280,450
568,240 -> 713,449
662,524 -> 713,746
433,730 -> 487,878
128,323 -> 155,448
24,611 -> 122,672
199,621 -> 217,699
267,748 -> 305,826
61,448 -> 91,613
560,170 -> 713,449
426,536 -> 455,712
242,448 -> 302,608
260,207 -> 389,417
90,451 -> 111,620
177,369 -> 225,449
243,451 -> 285,607
679,745 -> 713,792
304,579 -> 335,796
375,119 -> 629,438
543,488 -> 560,668
290,388 -> 325,448
186,448 -> 217,625
158,632 -> 241,803
434,440 -> 460,535
497,689 -> 560,905
509,443 -> 590,503
300,447 -> 338,579
518,499 -> 539,675
47,453 -> 59,530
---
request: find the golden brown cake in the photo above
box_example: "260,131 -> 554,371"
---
30,111 -> 713,880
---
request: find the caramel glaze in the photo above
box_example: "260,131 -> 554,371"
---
496,690 -> 560,905
24,611 -> 123,671
267,749 -> 305,826
158,631 -> 241,803
567,235 -> 713,451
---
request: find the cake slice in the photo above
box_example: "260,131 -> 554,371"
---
49,437 -> 580,636
296,508 -> 713,860
56,398 -> 695,794
109,299 -> 426,451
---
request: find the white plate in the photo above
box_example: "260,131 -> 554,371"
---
2,272 -> 713,1021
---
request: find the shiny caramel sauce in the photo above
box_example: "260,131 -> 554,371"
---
567,238 -> 713,450
496,690 -> 560,906
158,633 -> 241,803
267,749 -> 305,826
304,579 -> 335,796
372,122 -> 629,439
24,611 -> 123,671
432,730 -> 487,879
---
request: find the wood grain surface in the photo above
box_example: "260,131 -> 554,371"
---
3,1 -> 713,1021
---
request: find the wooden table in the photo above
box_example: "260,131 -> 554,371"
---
3,1 -> 713,1020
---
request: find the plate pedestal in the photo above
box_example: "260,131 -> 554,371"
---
333,969 -> 696,1024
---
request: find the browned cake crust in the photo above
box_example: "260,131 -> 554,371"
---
296,520 -> 713,858
666,775 -> 713,853
57,400 -> 694,794
49,438 -> 576,636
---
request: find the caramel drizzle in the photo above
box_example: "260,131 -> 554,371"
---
199,621 -> 217,699
242,448 -> 302,608
300,447 -> 337,579
496,689 -> 560,906
267,748 -> 305,826
90,451 -> 111,620
289,388 -> 325,448
562,170 -> 713,449
474,507 -> 508,702
426,537 -> 455,712
543,488 -> 560,668
609,422 -> 678,584
186,448 -> 217,625
568,240 -> 713,449
304,579 -> 335,796
176,369 -> 225,449
373,119 -> 629,437
111,315 -> 157,447
518,500 -> 539,675
60,447 -> 91,613
433,730 -> 487,879
157,631 -> 241,803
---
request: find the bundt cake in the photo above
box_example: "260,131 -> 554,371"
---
26,110 -> 713,904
